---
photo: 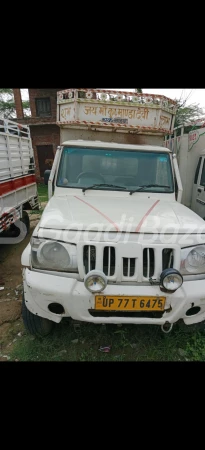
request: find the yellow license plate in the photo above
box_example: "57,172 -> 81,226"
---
95,296 -> 166,311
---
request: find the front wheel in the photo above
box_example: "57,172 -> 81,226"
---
176,319 -> 205,334
22,293 -> 55,337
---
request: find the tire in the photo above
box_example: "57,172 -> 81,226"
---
22,293 -> 55,337
176,319 -> 205,334
22,210 -> 30,235
10,210 -> 30,237
0,210 -> 30,239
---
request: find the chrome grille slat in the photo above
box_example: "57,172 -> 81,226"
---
153,247 -> 162,277
147,248 -> 150,278
108,246 -> 111,277
128,258 -> 130,277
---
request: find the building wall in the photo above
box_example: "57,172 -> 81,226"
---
31,124 -> 60,180
13,88 -> 69,182
27,89 -> 65,181
28,88 -> 59,121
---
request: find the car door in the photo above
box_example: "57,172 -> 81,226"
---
191,156 -> 205,219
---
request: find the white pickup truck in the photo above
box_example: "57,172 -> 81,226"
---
0,119 -> 39,242
21,89 -> 205,336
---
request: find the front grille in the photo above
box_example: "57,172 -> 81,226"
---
103,246 -> 115,276
83,245 -> 96,273
83,245 -> 116,276
162,248 -> 174,270
82,243 -> 176,281
123,258 -> 136,277
143,248 -> 154,278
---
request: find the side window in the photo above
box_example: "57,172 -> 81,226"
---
194,157 -> 202,184
200,159 -> 205,186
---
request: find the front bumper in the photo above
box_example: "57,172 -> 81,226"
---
23,268 -> 205,326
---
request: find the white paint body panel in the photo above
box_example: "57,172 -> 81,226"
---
0,134 -> 32,180
165,128 -> 205,212
23,268 -> 205,326
36,193 -> 205,235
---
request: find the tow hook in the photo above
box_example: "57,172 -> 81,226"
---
161,321 -> 173,334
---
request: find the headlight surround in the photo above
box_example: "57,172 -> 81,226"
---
31,237 -> 77,272
181,245 -> 205,275
84,270 -> 107,293
160,268 -> 183,291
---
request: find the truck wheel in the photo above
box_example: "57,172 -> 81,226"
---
21,210 -> 30,235
177,319 -> 205,334
22,293 -> 55,337
11,211 -> 30,237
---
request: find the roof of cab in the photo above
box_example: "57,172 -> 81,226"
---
61,140 -> 172,153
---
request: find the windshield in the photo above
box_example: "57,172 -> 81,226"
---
56,146 -> 174,193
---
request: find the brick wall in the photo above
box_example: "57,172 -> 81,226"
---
27,89 -> 64,181
28,89 -> 63,120
13,89 -> 66,182
30,124 -> 60,181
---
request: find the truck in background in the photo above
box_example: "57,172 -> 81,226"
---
0,119 -> 39,242
165,122 -> 205,219
21,89 -> 205,337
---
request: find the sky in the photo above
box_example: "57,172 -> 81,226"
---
20,89 -> 205,112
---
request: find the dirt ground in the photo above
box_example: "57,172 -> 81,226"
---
0,213 -> 40,360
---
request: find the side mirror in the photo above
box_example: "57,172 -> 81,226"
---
44,170 -> 51,185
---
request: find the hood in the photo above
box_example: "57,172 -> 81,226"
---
37,194 -> 205,235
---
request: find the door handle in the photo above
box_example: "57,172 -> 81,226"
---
198,188 -> 202,193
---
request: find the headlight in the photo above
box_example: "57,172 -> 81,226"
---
84,270 -> 107,293
160,269 -> 183,291
31,237 -> 77,272
181,245 -> 205,274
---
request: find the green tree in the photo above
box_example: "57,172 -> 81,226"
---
135,88 -> 143,93
174,99 -> 204,129
0,89 -> 30,119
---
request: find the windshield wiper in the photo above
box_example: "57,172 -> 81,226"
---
129,184 -> 170,195
82,184 -> 128,193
